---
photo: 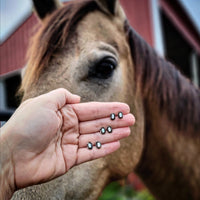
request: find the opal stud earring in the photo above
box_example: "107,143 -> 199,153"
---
87,142 -> 93,150
100,127 -> 106,134
96,141 -> 102,149
107,126 -> 112,133
118,112 -> 123,119
110,113 -> 115,120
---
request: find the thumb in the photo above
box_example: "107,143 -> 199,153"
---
39,88 -> 81,109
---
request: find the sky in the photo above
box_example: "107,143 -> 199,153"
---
0,0 -> 68,42
180,0 -> 200,31
0,0 -> 200,43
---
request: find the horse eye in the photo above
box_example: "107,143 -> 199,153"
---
89,57 -> 117,79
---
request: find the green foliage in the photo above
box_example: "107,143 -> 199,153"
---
99,182 -> 155,200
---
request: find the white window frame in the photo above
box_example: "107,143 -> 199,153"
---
151,0 -> 165,57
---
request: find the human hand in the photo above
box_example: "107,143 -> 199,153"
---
0,88 -> 135,198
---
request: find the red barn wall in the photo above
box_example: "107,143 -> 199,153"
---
0,15 -> 39,75
120,0 -> 154,46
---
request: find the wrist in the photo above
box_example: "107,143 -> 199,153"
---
0,127 -> 16,199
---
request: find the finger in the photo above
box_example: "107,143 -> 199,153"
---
78,127 -> 130,148
38,88 -> 81,109
71,102 -> 130,121
79,113 -> 135,134
76,141 -> 120,165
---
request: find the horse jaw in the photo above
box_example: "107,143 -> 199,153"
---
12,160 -> 110,200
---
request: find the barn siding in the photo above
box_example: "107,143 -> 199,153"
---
0,14 -> 39,75
120,0 -> 154,46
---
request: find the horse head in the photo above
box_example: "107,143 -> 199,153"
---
13,0 -> 144,199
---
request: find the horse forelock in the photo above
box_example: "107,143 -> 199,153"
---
125,21 -> 200,134
21,0 -> 103,93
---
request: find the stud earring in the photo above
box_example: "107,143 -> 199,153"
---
96,141 -> 102,149
107,126 -> 112,133
100,127 -> 106,134
110,113 -> 115,120
118,112 -> 123,119
87,142 -> 93,150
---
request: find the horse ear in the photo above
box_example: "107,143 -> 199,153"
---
95,0 -> 118,15
32,0 -> 62,20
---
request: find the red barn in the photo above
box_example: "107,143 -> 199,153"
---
0,0 -> 200,118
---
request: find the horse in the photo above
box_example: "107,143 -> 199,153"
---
12,0 -> 200,199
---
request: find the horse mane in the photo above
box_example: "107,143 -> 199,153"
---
21,0 -> 100,92
125,21 -> 200,133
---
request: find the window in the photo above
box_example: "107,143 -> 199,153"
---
160,10 -> 200,87
0,72 -> 21,124
5,74 -> 21,108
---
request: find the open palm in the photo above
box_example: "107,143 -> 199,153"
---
2,89 -> 134,189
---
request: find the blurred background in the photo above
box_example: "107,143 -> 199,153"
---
0,0 -> 200,199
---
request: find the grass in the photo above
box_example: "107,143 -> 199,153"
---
99,182 -> 155,200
